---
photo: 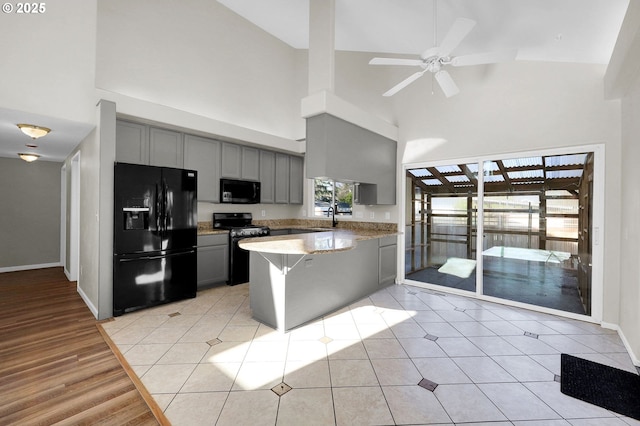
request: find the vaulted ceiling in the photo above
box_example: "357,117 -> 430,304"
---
218,0 -> 629,64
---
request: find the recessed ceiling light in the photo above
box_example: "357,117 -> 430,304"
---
17,123 -> 51,139
26,143 -> 38,148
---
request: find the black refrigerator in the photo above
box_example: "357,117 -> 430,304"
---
113,162 -> 197,316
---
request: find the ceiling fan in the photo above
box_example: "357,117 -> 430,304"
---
369,17 -> 517,98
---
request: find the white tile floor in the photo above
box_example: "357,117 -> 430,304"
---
102,283 -> 640,426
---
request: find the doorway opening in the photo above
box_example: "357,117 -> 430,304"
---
404,149 -> 598,317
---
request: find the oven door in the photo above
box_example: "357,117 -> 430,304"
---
228,236 -> 250,286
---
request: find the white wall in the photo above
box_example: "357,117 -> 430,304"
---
613,2 -> 640,364
96,0 -> 303,145
619,74 -> 640,364
61,100 -> 116,320
0,0 -> 96,123
64,127 -> 99,314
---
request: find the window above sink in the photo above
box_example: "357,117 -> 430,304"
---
313,178 -> 353,218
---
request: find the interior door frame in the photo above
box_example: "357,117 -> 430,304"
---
67,151 -> 81,283
398,143 -> 605,323
60,164 -> 67,274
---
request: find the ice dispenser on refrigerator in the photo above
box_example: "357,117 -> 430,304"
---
122,198 -> 150,230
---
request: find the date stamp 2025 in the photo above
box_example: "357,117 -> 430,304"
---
2,2 -> 46,14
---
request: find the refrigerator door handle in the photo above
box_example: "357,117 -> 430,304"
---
163,181 -> 168,232
118,250 -> 196,263
155,183 -> 161,231
119,254 -> 167,262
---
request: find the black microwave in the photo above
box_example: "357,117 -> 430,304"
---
220,179 -> 261,204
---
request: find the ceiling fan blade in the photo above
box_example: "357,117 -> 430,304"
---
451,49 -> 518,67
436,18 -> 476,58
383,71 -> 426,97
435,70 -> 460,98
369,57 -> 424,67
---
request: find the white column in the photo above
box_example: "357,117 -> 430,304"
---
308,0 -> 335,95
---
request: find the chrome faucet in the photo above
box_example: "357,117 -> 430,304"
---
327,205 -> 338,227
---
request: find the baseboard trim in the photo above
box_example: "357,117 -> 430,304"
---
602,321 -> 640,367
77,284 -> 99,319
0,262 -> 61,274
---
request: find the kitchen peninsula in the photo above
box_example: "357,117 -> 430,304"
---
239,227 -> 397,332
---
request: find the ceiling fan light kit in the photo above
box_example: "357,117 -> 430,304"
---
369,17 -> 516,98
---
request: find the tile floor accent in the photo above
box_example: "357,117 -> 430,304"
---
103,283 -> 640,426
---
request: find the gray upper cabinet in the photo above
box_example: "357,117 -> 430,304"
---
221,143 -> 260,181
241,146 -> 260,181
149,127 -> 183,168
259,150 -> 275,204
117,121 -> 184,168
221,143 -> 241,178
289,155 -> 304,205
116,120 -> 148,165
184,134 -> 221,203
116,119 -> 303,205
275,153 -> 290,204
306,113 -> 396,205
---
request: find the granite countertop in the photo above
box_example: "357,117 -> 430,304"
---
238,229 -> 398,255
198,218 -> 398,240
197,229 -> 228,236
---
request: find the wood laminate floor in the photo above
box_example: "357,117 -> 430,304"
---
0,267 -> 163,425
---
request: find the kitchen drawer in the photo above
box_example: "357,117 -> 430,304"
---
197,233 -> 228,247
379,235 -> 397,247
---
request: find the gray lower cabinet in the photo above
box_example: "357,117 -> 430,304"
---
184,135 -> 221,202
149,127 -> 183,168
275,153 -> 290,204
378,236 -> 397,286
116,120 -> 148,165
197,234 -> 229,288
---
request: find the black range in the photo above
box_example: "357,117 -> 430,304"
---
213,212 -> 270,285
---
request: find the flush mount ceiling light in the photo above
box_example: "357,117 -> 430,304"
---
17,123 -> 51,139
18,153 -> 40,162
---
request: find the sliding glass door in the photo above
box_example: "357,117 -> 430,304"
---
405,150 -> 595,317
405,163 -> 479,293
